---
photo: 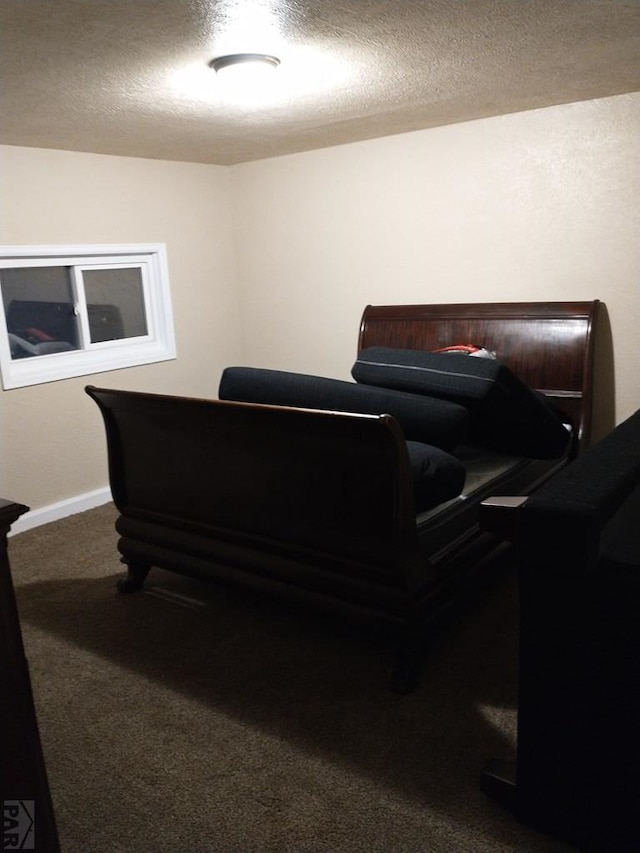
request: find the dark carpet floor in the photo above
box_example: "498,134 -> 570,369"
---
9,504 -> 579,852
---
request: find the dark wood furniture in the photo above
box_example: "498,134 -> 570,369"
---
480,408 -> 640,853
87,300 -> 599,690
359,300 -> 598,449
0,499 -> 60,853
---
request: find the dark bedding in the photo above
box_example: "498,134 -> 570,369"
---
219,366 -> 469,450
352,346 -> 571,458
219,353 -> 572,516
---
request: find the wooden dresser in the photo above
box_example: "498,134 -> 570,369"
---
0,499 -> 60,852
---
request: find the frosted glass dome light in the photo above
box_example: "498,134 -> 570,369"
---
209,53 -> 280,83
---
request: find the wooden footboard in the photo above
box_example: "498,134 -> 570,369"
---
86,387 -> 427,606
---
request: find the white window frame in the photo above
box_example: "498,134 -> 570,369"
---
0,243 -> 176,389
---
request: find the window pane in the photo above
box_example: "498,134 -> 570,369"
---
83,267 -> 148,343
0,266 -> 80,359
0,243 -> 175,389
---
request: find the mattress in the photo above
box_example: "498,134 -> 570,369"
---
415,444 -> 568,561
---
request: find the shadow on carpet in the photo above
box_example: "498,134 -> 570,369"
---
16,559 -> 519,812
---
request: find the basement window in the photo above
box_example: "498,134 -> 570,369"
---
0,243 -> 176,389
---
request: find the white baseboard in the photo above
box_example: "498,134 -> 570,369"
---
9,487 -> 113,536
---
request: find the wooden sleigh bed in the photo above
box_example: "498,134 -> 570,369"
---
87,300 -> 600,691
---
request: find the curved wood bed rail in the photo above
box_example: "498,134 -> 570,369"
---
358,301 -> 600,452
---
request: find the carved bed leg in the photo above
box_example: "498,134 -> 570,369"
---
116,558 -> 151,593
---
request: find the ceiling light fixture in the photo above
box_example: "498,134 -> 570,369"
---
209,53 -> 281,77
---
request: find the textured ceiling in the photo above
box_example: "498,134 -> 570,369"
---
1,0 -> 639,165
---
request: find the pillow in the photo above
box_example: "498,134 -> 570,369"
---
432,344 -> 497,359
352,347 -> 570,459
405,441 -> 466,511
219,367 -> 469,450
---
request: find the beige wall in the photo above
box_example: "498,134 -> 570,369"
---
233,92 -> 640,441
1,91 -> 639,516
0,146 -> 242,511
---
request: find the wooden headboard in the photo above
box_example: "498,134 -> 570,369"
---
358,301 -> 600,452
